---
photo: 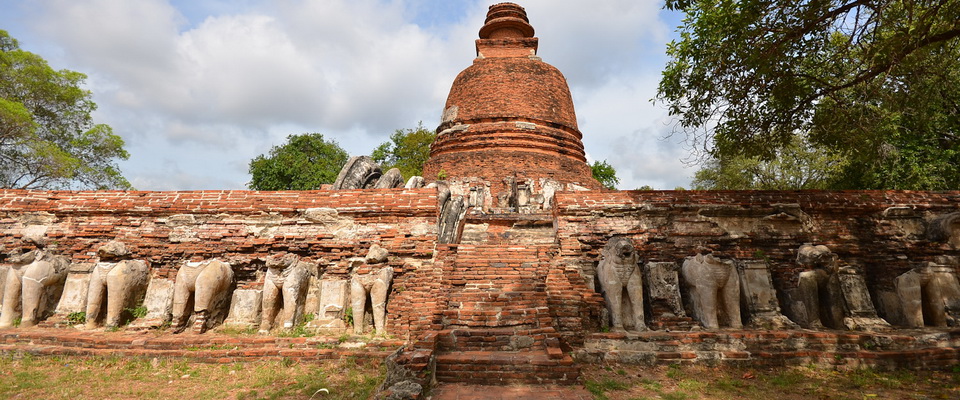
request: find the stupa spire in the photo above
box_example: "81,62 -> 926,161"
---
422,3 -> 601,211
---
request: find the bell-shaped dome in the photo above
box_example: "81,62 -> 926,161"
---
422,3 -> 600,194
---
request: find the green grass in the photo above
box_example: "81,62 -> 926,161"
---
581,363 -> 960,400
585,377 -> 632,400
0,353 -> 383,400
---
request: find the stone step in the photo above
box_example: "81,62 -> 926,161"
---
435,350 -> 579,385
437,327 -> 557,352
0,328 -> 402,352
0,328 -> 395,363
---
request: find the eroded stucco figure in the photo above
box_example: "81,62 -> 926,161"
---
172,259 -> 234,333
926,212 -> 960,249
0,247 -> 69,328
795,244 -> 844,329
896,262 -> 960,328
259,253 -> 314,333
737,260 -> 798,329
84,241 -> 149,329
333,156 -> 382,190
682,252 -> 741,330
597,237 -> 646,331
350,244 -> 394,334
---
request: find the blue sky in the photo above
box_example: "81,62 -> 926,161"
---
1,0 -> 693,190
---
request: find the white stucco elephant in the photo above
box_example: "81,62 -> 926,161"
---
681,252 -> 742,330
172,259 -> 234,333
597,236 -> 647,331
259,253 -> 313,333
84,241 -> 149,329
351,267 -> 394,335
0,249 -> 69,328
795,244 -> 844,329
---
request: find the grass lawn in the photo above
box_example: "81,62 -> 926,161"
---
0,353 -> 381,400
3,352 -> 959,399
581,363 -> 960,400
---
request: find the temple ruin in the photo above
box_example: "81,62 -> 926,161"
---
1,2 -> 959,393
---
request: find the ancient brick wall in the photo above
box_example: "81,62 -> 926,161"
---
0,188 -> 441,337
554,190 -> 960,326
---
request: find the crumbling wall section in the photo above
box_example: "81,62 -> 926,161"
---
554,190 -> 960,328
0,189 -> 441,338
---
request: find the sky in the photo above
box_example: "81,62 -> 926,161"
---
0,0 -> 695,191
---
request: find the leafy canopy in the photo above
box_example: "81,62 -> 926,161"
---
0,30 -> 130,190
692,134 -> 848,189
590,160 -> 620,190
658,1 -> 960,189
248,133 -> 349,190
370,123 -> 436,180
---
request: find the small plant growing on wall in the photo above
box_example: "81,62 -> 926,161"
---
66,311 -> 86,326
343,307 -> 354,327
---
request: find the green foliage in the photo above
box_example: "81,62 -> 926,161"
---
125,305 -> 148,320
584,378 -> 630,400
658,1 -> 960,189
666,363 -> 684,380
692,134 -> 849,189
343,307 -> 354,327
370,123 -> 436,180
590,160 -> 620,189
66,311 -> 86,326
247,133 -> 349,190
0,30 -> 130,190
277,317 -> 315,338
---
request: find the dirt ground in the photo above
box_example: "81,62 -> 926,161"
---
2,352 -> 958,399
579,363 -> 960,400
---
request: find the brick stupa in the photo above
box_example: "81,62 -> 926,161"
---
422,3 -> 602,207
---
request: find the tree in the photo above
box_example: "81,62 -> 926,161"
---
590,160 -> 620,190
370,123 -> 436,180
658,1 -> 960,189
692,134 -> 849,189
247,133 -> 349,190
0,30 -> 130,190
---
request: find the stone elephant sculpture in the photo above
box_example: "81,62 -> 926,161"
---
896,263 -> 960,328
172,259 -> 234,333
597,236 -> 646,331
0,249 -> 69,328
259,253 -> 314,333
351,266 -> 394,335
85,241 -> 149,329
681,252 -> 742,330
796,244 -> 844,329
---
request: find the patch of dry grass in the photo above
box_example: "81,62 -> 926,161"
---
581,363 -> 960,400
0,353 -> 382,400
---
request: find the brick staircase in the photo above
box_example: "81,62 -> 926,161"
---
434,242 -> 580,384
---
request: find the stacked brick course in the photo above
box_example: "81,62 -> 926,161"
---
3,2 -> 960,388
421,2 -> 601,197
554,190 -> 960,327
0,188 -> 440,337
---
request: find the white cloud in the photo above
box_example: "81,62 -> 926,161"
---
7,0 -> 692,190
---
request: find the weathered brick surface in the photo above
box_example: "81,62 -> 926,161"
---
421,3 -> 601,195
435,350 -> 579,384
0,188 -> 440,337
554,190 -> 960,326
0,328 -> 397,363
579,329 -> 960,370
